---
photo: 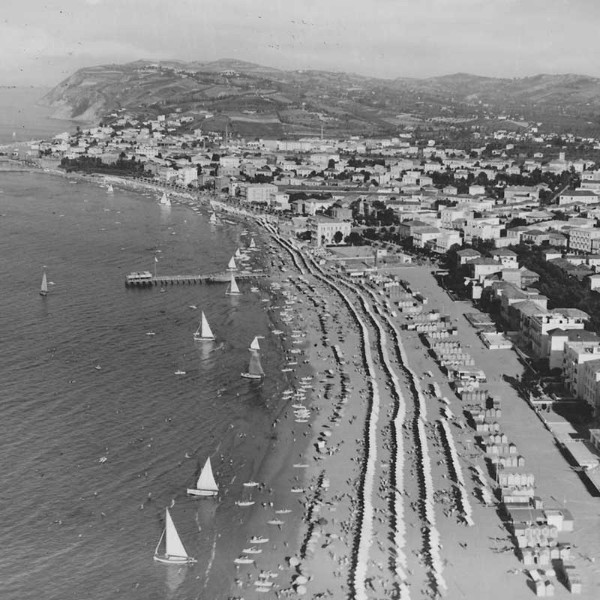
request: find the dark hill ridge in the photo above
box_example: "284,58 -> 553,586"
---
44,59 -> 600,136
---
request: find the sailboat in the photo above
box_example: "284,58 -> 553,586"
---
159,192 -> 171,207
235,248 -> 242,259
241,349 -> 265,380
106,184 -> 114,194
40,271 -> 48,296
249,336 -> 261,351
193,312 -> 215,341
153,508 -> 197,564
209,212 -> 218,225
187,457 -> 219,497
226,273 -> 241,296
249,238 -> 256,249
227,256 -> 237,271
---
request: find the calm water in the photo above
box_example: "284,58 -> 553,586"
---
0,87 -> 77,143
0,173 -> 289,599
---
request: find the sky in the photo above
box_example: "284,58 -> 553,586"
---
3,0 -> 600,86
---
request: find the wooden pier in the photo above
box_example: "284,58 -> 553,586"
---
125,270 -> 266,287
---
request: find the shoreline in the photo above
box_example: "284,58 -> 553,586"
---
8,163 -> 600,598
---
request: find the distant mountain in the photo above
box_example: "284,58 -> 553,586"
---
43,60 -> 600,137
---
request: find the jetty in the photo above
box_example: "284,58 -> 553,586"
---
125,270 -> 266,287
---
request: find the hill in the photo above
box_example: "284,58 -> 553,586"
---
43,60 -> 600,137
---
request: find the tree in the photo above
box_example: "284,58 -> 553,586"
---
333,231 -> 344,244
507,217 -> 528,229
345,231 -> 364,246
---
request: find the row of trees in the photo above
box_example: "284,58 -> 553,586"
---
60,155 -> 149,176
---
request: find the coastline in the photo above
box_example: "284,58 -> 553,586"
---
7,162 -> 600,598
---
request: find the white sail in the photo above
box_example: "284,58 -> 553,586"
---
226,273 -> 240,295
40,271 -> 48,296
209,212 -> 217,224
195,458 -> 218,493
160,192 -> 171,206
249,238 -> 256,248
164,508 -> 190,559
201,312 -> 214,339
106,184 -> 114,193
242,349 -> 264,379
249,336 -> 260,351
235,248 -> 242,258
227,256 -> 237,271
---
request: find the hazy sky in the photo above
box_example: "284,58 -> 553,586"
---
3,0 -> 600,86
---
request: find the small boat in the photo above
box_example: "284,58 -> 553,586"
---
249,238 -> 256,249
40,270 -> 48,296
271,330 -> 283,335
226,273 -> 241,296
235,500 -> 255,507
275,509 -> 292,514
243,481 -> 260,488
193,312 -> 215,341
227,256 -> 237,271
242,547 -> 262,554
159,192 -> 171,207
250,287 -> 259,293
153,508 -> 197,564
146,331 -> 156,336
174,370 -> 186,375
250,536 -> 269,544
241,350 -> 264,380
187,457 -> 219,497
267,519 -> 284,526
249,336 -> 261,351
234,557 -> 254,565
290,487 -> 304,493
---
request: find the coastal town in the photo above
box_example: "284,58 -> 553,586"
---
4,105 -> 600,599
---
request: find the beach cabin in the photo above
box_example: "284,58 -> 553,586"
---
543,508 -> 574,532
448,367 -> 486,392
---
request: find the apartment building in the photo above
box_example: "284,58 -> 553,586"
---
307,215 -> 352,247
432,230 -> 462,254
524,309 -> 588,364
581,360 -> 600,415
563,341 -> 600,398
569,228 -> 600,253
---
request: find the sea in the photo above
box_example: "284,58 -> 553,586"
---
0,90 -> 292,600
0,87 -> 77,144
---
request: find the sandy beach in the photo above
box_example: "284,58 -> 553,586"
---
216,215 -> 600,600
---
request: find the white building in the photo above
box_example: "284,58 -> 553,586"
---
569,228 -> 600,253
242,184 -> 278,204
563,341 -> 600,398
308,215 -> 352,247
